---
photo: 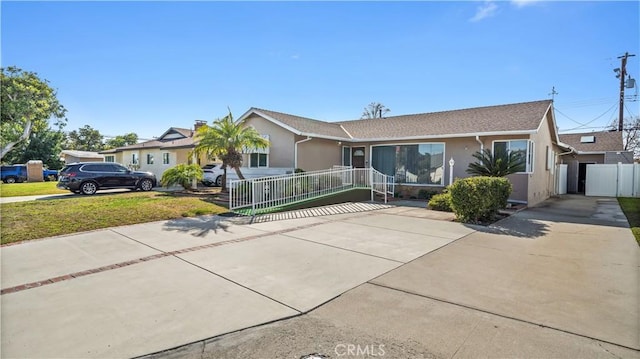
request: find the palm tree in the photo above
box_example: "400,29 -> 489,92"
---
193,110 -> 269,192
361,102 -> 390,119
466,148 -> 525,177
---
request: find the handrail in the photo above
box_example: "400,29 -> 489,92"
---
229,167 -> 394,216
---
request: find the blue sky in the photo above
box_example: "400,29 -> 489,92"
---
2,1 -> 638,140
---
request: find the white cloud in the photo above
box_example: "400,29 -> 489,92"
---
291,54 -> 300,60
470,1 -> 498,22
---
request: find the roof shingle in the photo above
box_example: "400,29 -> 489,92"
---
252,108 -> 350,139
249,100 -> 553,141
559,131 -> 624,152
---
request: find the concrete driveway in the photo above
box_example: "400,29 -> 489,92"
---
164,196 -> 639,359
1,202 -> 470,358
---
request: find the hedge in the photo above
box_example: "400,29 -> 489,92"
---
449,176 -> 512,223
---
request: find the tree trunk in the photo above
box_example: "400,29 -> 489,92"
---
233,166 -> 245,180
221,163 -> 228,193
0,120 -> 32,160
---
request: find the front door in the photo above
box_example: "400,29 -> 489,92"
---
351,147 -> 365,168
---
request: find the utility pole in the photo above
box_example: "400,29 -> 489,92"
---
548,86 -> 558,100
616,52 -> 635,131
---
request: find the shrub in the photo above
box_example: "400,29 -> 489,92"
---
449,176 -> 512,223
160,164 -> 203,190
428,191 -> 453,212
418,188 -> 439,200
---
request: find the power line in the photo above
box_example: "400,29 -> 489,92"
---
557,102 -> 618,132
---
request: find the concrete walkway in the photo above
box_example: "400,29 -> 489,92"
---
1,202 -> 466,358
157,195 -> 639,359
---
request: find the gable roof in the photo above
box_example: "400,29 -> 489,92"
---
239,100 -> 554,142
339,100 -> 553,140
100,127 -> 195,153
247,108 -> 351,139
559,131 -> 625,153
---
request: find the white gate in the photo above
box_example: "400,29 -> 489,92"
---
556,164 -> 567,195
586,163 -> 640,197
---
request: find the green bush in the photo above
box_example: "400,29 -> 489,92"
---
449,176 -> 512,223
418,188 -> 439,200
160,164 -> 203,190
428,191 -> 453,212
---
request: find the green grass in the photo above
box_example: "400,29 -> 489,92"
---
0,181 -> 68,197
618,197 -> 640,246
0,191 -> 227,244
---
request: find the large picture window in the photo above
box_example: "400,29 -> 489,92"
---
372,143 -> 445,185
493,140 -> 534,173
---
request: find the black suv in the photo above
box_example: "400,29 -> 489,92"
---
57,162 -> 157,195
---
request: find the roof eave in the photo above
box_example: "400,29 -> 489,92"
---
344,130 -> 538,143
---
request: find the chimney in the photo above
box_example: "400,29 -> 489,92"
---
194,120 -> 207,131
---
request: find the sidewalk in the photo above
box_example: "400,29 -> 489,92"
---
1,203 -> 469,358
2,196 -> 637,358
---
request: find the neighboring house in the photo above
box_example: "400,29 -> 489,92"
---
100,125 -> 204,178
237,99 -> 564,207
59,150 -> 104,164
558,131 -> 633,193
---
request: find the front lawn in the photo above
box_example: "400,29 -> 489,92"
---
618,197 -> 640,246
0,181 -> 67,197
0,191 -> 227,245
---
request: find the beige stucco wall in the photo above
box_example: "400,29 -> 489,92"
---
527,110 -> 562,206
296,137 -> 342,171
242,114 -> 296,168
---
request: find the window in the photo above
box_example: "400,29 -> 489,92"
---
342,147 -> 351,167
147,154 -> 154,165
249,153 -> 268,168
371,143 -> 445,185
105,155 -> 115,163
132,154 -> 138,165
163,153 -> 170,165
493,140 -> 534,173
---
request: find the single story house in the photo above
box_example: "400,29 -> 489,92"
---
99,125 -> 205,177
106,99 -> 624,206
558,131 -> 633,193
59,150 -> 105,165
237,99 -> 564,207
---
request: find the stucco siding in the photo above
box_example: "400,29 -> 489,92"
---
527,111 -> 559,206
243,114 -> 295,168
297,138 -> 342,171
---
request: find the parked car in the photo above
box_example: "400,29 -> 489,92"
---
0,165 -> 28,183
202,164 -> 225,187
57,162 -> 157,195
0,164 -> 59,183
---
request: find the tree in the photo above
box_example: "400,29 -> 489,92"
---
65,125 -> 104,151
1,66 -> 67,160
610,116 -> 639,158
193,110 -> 269,192
361,102 -> 390,119
104,133 -> 138,149
466,148 -> 525,177
2,127 -> 66,169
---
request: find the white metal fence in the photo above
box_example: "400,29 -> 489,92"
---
586,163 -> 640,197
229,166 -> 395,215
